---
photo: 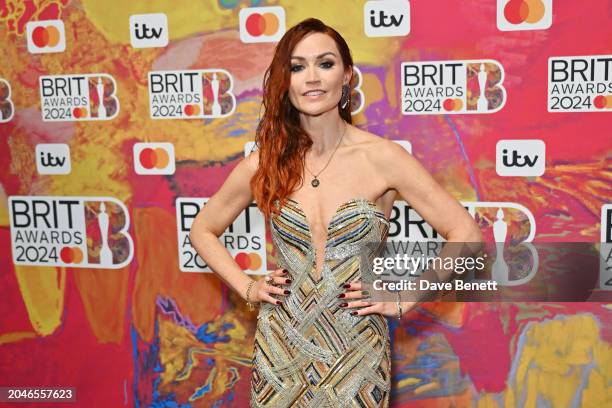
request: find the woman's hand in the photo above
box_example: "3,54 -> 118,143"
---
339,281 -> 415,317
249,268 -> 292,306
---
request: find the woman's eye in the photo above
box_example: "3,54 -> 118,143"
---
290,65 -> 303,72
320,61 -> 334,69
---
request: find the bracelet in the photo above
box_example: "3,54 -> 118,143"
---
245,280 -> 258,311
395,292 -> 403,320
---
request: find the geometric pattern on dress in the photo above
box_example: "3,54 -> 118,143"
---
251,197 -> 392,407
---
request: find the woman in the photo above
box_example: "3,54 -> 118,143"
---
190,18 -> 482,407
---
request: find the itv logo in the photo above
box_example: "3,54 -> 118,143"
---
130,13 -> 169,48
364,0 -> 410,37
496,139 -> 545,177
35,144 -> 71,175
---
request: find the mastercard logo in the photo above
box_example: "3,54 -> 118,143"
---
32,25 -> 61,47
60,246 -> 84,264
593,95 -> 612,110
239,6 -> 285,43
443,98 -> 464,112
26,20 -> 66,54
139,147 -> 170,169
72,107 -> 89,119
134,142 -> 175,175
234,252 -> 263,271
245,13 -> 280,37
183,104 -> 201,116
498,0 -> 552,30
504,0 -> 546,24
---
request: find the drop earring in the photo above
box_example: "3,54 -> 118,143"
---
340,84 -> 350,109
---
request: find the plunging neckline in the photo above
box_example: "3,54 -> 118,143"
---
282,196 -> 388,281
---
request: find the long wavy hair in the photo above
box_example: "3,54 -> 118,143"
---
250,18 -> 355,222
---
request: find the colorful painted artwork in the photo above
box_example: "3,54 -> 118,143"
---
0,1 -> 610,406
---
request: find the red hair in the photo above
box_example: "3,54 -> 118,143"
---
250,18 -> 355,222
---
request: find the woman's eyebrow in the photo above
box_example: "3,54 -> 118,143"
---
290,52 -> 337,60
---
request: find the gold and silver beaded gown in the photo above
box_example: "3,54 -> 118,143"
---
251,197 -> 391,407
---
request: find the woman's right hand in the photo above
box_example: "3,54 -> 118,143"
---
250,268 -> 292,305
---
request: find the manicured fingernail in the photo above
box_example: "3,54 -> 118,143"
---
361,290 -> 370,297
285,279 -> 292,284
342,283 -> 351,288
340,302 -> 348,307
282,269 -> 288,274
284,290 -> 290,295
337,293 -> 346,298
276,300 -> 282,305
350,311 -> 358,316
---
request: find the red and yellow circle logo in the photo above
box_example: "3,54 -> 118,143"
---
593,95 -> 612,110
245,12 -> 280,37
139,147 -> 170,170
504,0 -> 546,24
234,252 -> 262,271
31,25 -> 61,48
60,246 -> 84,264
72,107 -> 88,118
183,104 -> 201,116
443,98 -> 464,112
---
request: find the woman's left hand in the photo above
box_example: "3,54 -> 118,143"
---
338,281 -> 415,317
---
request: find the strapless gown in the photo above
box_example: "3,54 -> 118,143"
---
251,197 -> 391,407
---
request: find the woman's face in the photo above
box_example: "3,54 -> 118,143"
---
288,32 -> 351,117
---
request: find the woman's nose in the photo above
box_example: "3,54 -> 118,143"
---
305,67 -> 320,83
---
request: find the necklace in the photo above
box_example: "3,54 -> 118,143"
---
304,122 -> 348,188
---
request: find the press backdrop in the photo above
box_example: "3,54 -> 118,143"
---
0,1 -> 611,407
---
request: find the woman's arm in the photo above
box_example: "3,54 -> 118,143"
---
189,150 -> 287,305
322,139 -> 482,316
383,141 -> 484,308
378,140 -> 483,243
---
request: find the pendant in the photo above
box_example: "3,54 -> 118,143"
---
311,178 -> 320,187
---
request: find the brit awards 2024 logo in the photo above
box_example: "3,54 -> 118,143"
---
401,60 -> 506,115
364,0 -> 410,37
26,19 -> 66,54
133,142 -> 175,175
387,200 -> 538,287
239,6 -> 285,43
9,196 -> 134,269
129,13 -> 169,48
148,70 -> 235,119
0,78 -> 14,122
497,0 -> 552,31
548,55 -> 612,112
176,198 -> 267,274
39,74 -> 119,121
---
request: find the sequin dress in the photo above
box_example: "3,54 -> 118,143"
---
251,197 -> 391,407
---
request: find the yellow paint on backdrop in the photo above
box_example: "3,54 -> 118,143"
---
281,0 -> 402,65
0,331 -> 38,345
0,185 -> 8,226
132,207 -> 223,342
13,265 -> 65,336
72,265 -> 130,343
81,0 -> 233,44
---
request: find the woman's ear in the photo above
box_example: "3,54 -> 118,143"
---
344,66 -> 353,86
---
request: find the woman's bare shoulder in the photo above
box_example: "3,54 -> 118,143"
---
244,148 -> 260,173
350,127 -> 403,161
